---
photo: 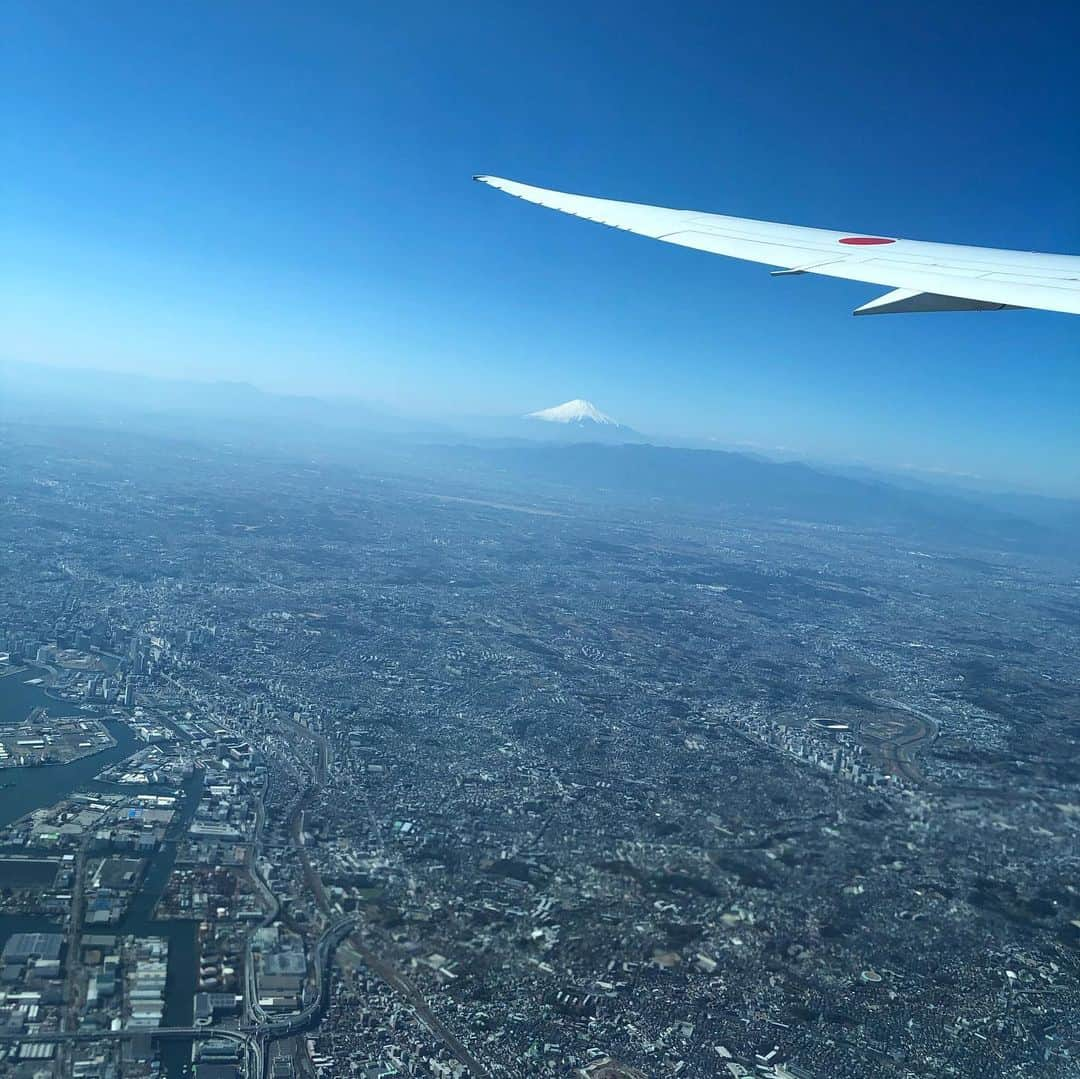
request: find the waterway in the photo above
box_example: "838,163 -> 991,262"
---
0,669 -> 140,829
0,665 -> 59,721
0,718 -> 141,831
0,669 -> 199,1077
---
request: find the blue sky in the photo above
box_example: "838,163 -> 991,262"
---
4,2 -> 1078,492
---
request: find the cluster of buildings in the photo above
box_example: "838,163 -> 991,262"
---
0,932 -> 175,1075
0,933 -> 65,1049
122,936 -> 170,1028
0,716 -> 114,768
251,924 -> 309,1014
316,961 -> 474,1077
1,790 -> 177,857
83,857 -> 148,926
720,708 -> 898,788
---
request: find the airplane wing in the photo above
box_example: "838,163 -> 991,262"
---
474,175 -> 1080,316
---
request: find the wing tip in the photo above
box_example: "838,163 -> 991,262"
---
474,175 -> 525,197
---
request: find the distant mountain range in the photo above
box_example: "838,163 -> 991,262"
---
0,365 -> 647,447
0,360 -> 445,440
2,360 -> 1076,556
441,441 -> 1071,555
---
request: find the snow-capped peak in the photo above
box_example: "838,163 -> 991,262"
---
527,399 -> 617,425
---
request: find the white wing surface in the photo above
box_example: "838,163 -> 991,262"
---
475,176 -> 1080,316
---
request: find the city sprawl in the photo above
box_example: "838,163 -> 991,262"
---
0,423 -> 1078,1079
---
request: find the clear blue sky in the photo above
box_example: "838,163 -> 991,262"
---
4,2 -> 1078,492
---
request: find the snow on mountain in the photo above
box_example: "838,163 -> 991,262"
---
526,399 -> 617,425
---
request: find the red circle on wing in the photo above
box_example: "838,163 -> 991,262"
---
838,236 -> 896,245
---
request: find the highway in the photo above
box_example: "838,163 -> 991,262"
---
0,1023 -> 263,1074
0,1026 -> 250,1046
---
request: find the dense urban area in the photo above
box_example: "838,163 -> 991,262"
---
1,421 -> 1078,1079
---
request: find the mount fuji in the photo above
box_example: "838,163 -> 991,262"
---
527,399 -> 616,425
521,399 -> 645,443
